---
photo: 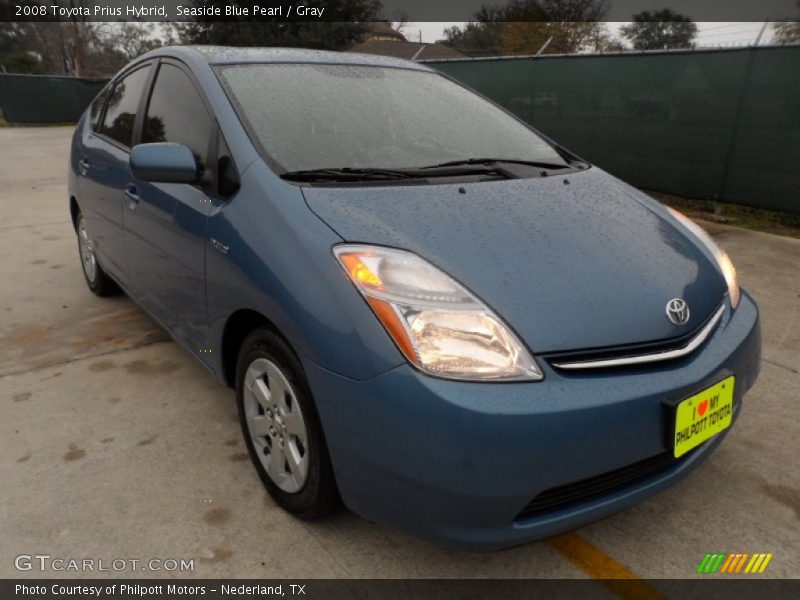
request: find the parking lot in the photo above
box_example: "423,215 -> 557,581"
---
1,127 -> 798,582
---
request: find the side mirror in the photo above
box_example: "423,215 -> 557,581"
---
130,143 -> 199,184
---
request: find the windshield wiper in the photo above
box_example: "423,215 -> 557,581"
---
281,167 -> 420,182
421,158 -> 572,170
281,165 -> 511,183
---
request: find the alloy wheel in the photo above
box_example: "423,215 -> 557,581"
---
243,358 -> 310,493
77,216 -> 97,283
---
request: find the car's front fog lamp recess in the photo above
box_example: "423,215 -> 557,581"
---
334,244 -> 542,381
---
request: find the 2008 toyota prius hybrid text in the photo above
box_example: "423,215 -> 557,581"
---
68,47 -> 760,550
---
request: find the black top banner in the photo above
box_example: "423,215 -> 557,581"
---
1,0 -> 798,23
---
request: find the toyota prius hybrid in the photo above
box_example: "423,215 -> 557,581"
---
68,47 -> 760,549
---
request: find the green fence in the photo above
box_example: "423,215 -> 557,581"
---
0,74 -> 108,124
427,46 -> 800,214
2,48 -> 798,212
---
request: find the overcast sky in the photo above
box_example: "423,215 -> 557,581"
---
403,22 -> 776,47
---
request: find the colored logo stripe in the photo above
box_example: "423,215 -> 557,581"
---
727,553 -> 748,573
698,553 -> 773,574
719,554 -> 736,573
697,553 -> 726,573
696,554 -> 711,573
746,553 -> 773,573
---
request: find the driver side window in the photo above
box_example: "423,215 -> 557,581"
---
142,63 -> 213,173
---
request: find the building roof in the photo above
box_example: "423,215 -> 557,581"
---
347,41 -> 468,61
364,22 -> 407,42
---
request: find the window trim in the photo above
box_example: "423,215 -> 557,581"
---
139,57 -> 225,194
214,127 -> 240,198
89,82 -> 113,132
141,59 -> 218,182
94,61 -> 156,154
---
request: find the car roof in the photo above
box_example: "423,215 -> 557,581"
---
142,45 -> 434,72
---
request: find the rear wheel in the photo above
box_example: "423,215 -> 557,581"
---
235,328 -> 340,518
76,211 -> 118,296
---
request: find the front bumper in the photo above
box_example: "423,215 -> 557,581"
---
304,292 -> 760,550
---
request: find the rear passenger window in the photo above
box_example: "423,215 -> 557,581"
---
142,64 -> 213,171
100,66 -> 150,148
89,85 -> 111,131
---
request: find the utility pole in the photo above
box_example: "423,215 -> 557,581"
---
754,21 -> 769,46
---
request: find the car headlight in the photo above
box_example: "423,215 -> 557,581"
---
667,207 -> 740,309
334,244 -> 543,381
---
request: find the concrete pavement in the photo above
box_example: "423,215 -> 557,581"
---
1,127 -> 798,582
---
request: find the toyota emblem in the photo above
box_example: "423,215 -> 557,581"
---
666,298 -> 691,326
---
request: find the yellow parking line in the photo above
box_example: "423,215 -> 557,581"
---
548,533 -> 669,600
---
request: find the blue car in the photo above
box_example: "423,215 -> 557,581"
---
68,46 -> 760,550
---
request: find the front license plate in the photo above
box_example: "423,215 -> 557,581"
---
673,376 -> 735,458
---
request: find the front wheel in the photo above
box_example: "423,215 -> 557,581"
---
235,328 -> 340,519
76,210 -> 119,296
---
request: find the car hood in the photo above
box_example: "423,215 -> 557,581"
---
302,168 -> 727,354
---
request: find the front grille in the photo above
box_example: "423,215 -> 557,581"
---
545,301 -> 725,371
516,451 -> 686,520
545,332 -> 697,366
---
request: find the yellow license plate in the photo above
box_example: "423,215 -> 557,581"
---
673,376 -> 735,458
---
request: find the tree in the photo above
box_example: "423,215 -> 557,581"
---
0,21 -> 42,73
0,1 -> 103,75
177,0 -> 381,50
441,4 -> 508,56
501,0 -> 608,55
111,23 -> 163,61
442,22 -> 506,56
774,21 -> 800,43
620,9 -> 697,51
0,22 -> 73,75
83,26 -> 129,75
391,12 -> 410,37
586,26 -> 626,53
442,0 -> 609,56
0,50 -> 44,74
0,10 -> 157,76
773,1 -> 800,43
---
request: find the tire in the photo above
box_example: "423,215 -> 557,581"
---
75,210 -> 119,296
235,328 -> 340,519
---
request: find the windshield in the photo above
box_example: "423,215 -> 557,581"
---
217,64 -> 568,173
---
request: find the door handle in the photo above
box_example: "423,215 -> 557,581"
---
124,184 -> 140,208
78,158 -> 90,175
